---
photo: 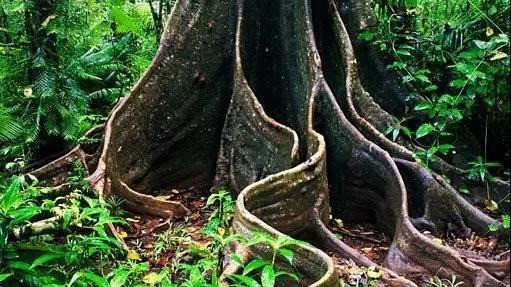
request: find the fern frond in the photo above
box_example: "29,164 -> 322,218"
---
0,106 -> 22,142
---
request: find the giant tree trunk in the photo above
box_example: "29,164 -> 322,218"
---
29,0 -> 510,286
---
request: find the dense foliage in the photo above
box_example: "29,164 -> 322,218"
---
0,0 -> 161,170
364,0 -> 509,175
0,0 -> 509,286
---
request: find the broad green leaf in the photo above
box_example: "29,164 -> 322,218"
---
230,254 -> 245,267
401,126 -> 412,138
279,248 -> 294,264
110,270 -> 130,287
414,101 -> 432,111
81,271 -> 109,287
243,259 -> 268,275
30,253 -> 64,269
7,206 -> 41,229
275,271 -> 299,282
502,215 -> 510,229
68,272 -> 83,287
458,188 -> 470,194
7,261 -> 31,271
358,31 -> 374,41
438,144 -> 455,155
0,177 -> 21,212
0,272 -> 13,282
415,74 -> 430,83
396,49 -> 411,56
449,79 -> 465,88
415,124 -> 435,139
474,40 -> 490,50
226,274 -> 261,287
392,128 -> 399,141
488,224 -> 499,232
261,265 -> 275,287
424,84 -> 438,91
384,125 -> 394,135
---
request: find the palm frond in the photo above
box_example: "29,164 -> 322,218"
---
0,106 -> 22,142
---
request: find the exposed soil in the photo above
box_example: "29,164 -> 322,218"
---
330,220 -> 390,265
330,253 -> 389,286
443,232 -> 509,262
118,186 -> 213,269
329,219 -> 510,286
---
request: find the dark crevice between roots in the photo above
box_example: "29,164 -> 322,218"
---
312,0 -> 398,235
239,0 -> 314,159
334,0 -> 408,116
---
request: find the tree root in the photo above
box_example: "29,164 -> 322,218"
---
29,0 -> 509,286
13,216 -> 62,239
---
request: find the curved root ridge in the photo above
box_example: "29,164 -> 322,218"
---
30,0 -> 509,286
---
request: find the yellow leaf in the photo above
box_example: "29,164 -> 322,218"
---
432,237 -> 443,245
41,15 -> 56,27
406,8 -> 416,15
118,231 -> 127,239
348,267 -> 364,276
142,272 -> 160,286
366,266 -> 383,279
486,26 -> 494,37
490,51 -> 507,61
485,200 -> 498,211
127,249 -> 141,260
217,227 -> 225,236
334,219 -> 344,228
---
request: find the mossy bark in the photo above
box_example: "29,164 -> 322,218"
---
29,0 -> 510,286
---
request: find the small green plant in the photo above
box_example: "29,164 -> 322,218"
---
427,275 -> 464,287
0,164 -> 129,286
467,156 -> 501,183
205,188 -> 235,232
487,214 -> 510,233
226,232 -> 305,287
384,117 -> 412,141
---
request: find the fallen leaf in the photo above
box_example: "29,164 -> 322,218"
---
347,267 -> 364,276
485,200 -> 498,212
127,249 -> 141,260
366,266 -> 383,279
186,226 -> 197,233
142,272 -> 160,286
361,247 -> 373,253
486,26 -> 494,37
117,231 -> 127,239
334,219 -> 344,228
490,51 -> 507,61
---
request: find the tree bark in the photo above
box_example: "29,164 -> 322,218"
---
29,0 -> 510,286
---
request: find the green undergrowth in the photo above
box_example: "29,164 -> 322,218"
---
363,0 -> 510,232
0,163 -> 313,287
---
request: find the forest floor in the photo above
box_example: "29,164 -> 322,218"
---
112,187 -> 509,287
119,187 -> 214,273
